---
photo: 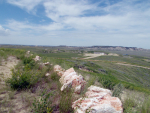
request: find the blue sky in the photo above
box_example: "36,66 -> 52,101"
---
0,0 -> 150,49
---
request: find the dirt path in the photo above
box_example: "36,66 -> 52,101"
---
0,56 -> 35,113
83,53 -> 104,59
116,63 -> 150,70
0,56 -> 19,84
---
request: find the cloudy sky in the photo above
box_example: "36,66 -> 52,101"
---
0,0 -> 150,49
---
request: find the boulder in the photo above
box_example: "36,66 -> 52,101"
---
54,65 -> 65,76
45,73 -> 50,76
59,68 -> 86,94
72,85 -> 123,113
43,62 -> 50,66
34,56 -> 41,62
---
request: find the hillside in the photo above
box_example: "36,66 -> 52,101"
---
0,47 -> 150,113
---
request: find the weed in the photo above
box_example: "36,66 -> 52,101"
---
32,90 -> 53,113
141,96 -> 150,113
123,97 -> 137,113
59,88 -> 74,113
113,83 -> 124,98
51,72 -> 59,81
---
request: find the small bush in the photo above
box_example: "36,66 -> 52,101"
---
23,57 -> 36,70
6,69 -> 38,90
32,90 -> 53,113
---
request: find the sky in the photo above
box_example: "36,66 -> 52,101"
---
0,0 -> 150,49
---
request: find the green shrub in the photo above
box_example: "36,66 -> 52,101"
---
112,83 -> 124,98
22,56 -> 35,69
32,90 -> 53,113
6,69 -> 31,90
6,69 -> 39,90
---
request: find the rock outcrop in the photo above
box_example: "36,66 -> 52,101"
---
59,68 -> 86,94
72,85 -> 123,113
54,65 -> 65,76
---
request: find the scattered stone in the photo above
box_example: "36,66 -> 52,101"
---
34,56 -> 41,62
43,62 -> 50,66
45,73 -> 50,76
59,68 -> 86,94
72,85 -> 123,113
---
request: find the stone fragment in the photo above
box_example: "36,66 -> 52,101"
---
43,62 -> 50,66
54,65 -> 65,76
72,85 -> 123,113
59,68 -> 86,94
45,73 -> 50,76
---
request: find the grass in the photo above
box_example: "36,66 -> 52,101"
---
91,55 -> 150,67
32,90 -> 54,113
0,47 -> 150,112
59,88 -> 74,113
141,96 -> 150,113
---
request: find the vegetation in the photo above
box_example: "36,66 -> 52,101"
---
32,90 -> 53,113
0,46 -> 150,113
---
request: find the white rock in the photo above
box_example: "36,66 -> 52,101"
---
34,56 -> 41,62
59,68 -> 86,94
43,62 -> 50,65
72,85 -> 123,113
45,73 -> 50,76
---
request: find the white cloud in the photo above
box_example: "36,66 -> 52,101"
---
4,0 -> 150,48
0,25 -> 10,36
43,0 -> 95,21
6,20 -> 64,33
7,0 -> 43,13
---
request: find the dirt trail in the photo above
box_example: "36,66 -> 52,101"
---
83,53 -> 104,59
116,63 -> 150,70
0,56 -> 19,83
0,56 -> 34,113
